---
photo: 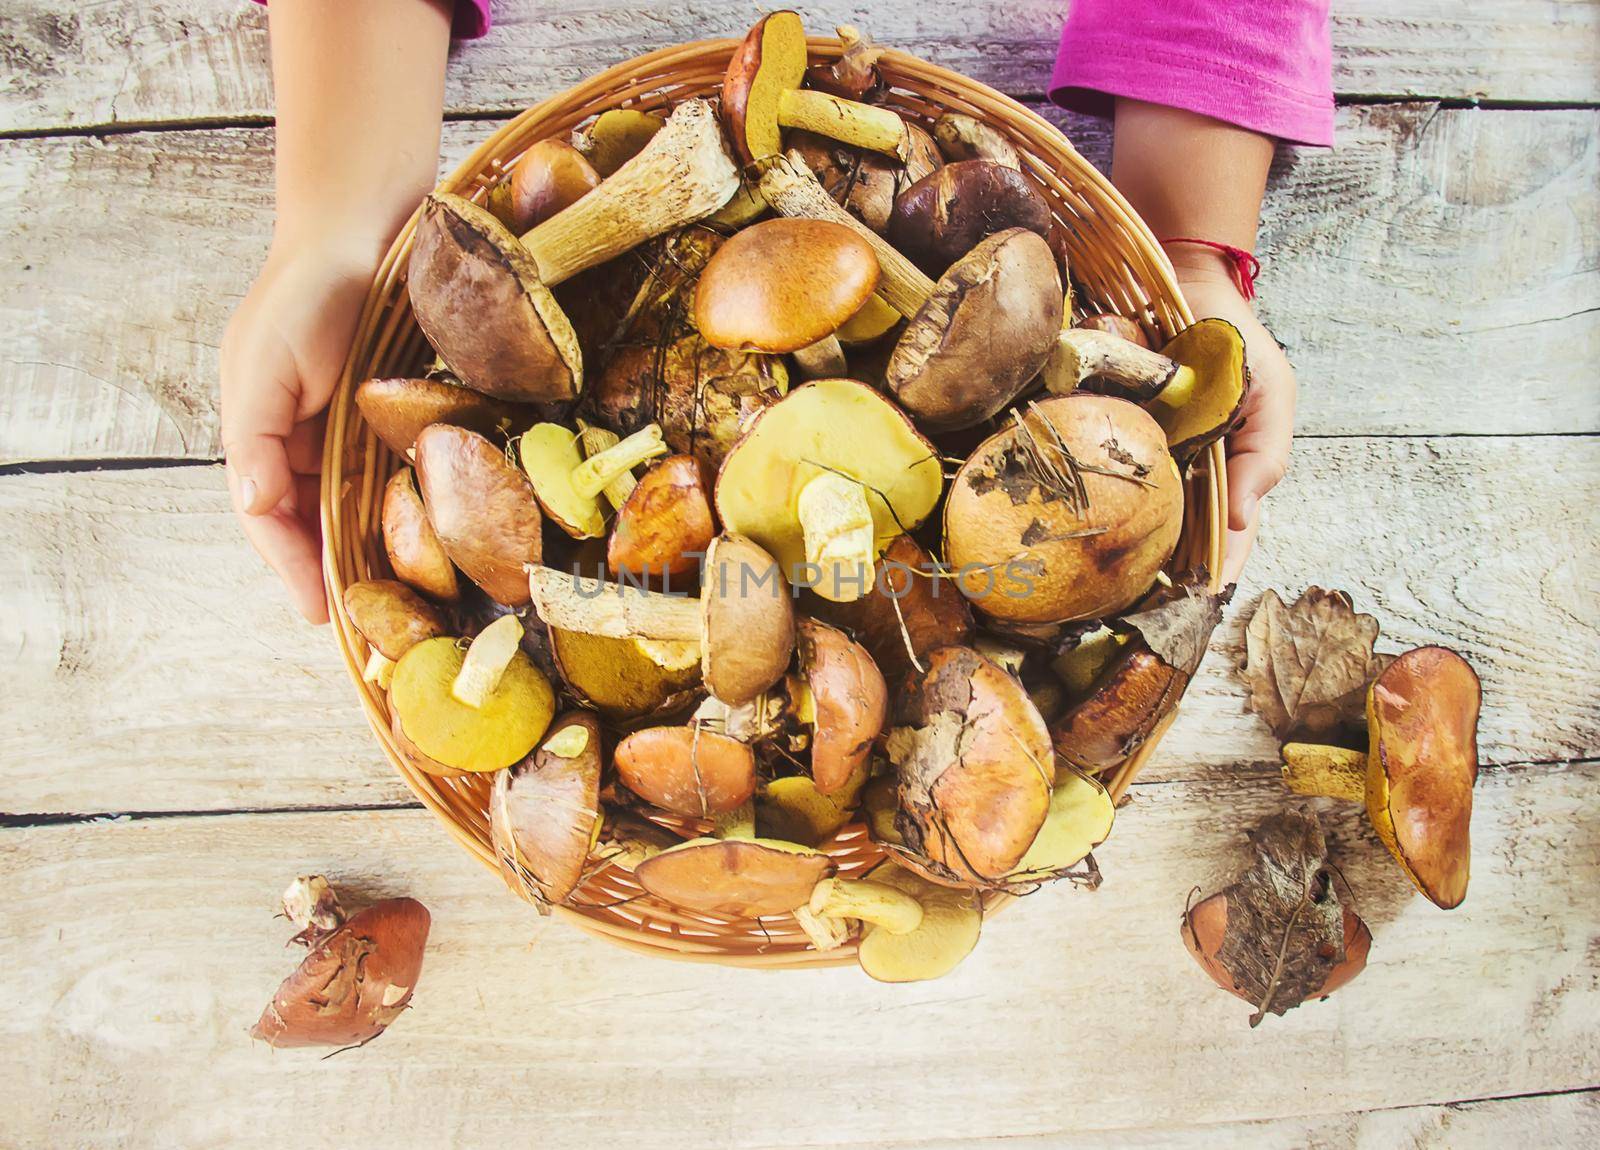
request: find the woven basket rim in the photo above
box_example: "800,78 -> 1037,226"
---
320,33 -> 1226,970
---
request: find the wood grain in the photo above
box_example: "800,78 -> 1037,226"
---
1,763 -> 1594,1149
2,1 -> 1596,134
3,436 -> 1594,816
3,104 -> 1596,464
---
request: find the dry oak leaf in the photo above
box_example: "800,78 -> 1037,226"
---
1243,587 -> 1390,739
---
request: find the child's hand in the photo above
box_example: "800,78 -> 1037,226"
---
1174,266 -> 1297,584
220,237 -> 381,624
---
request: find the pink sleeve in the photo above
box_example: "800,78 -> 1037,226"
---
1050,0 -> 1334,146
250,0 -> 491,39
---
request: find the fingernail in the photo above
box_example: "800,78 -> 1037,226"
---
240,476 -> 258,512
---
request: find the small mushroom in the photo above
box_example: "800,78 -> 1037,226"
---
887,160 -> 1053,275
613,725 -> 759,816
408,99 -> 739,403
758,160 -> 1062,431
548,626 -> 701,721
604,454 -> 717,583
530,533 -> 795,705
573,108 -> 665,177
931,112 -> 1021,168
251,877 -> 430,1049
943,395 -> 1184,623
714,380 -> 944,603
491,138 -> 601,232
694,218 -> 880,370
832,863 -> 982,982
490,712 -> 603,909
723,11 -> 912,164
803,23 -> 885,101
520,421 -> 668,539
381,469 -> 460,602
808,534 -> 974,684
787,123 -> 941,233
1185,894 -> 1372,1008
354,376 -> 526,456
794,619 -> 887,794
1280,646 -> 1481,909
413,424 -> 543,606
1043,317 -> 1249,461
756,770 -> 868,846
343,579 -> 449,688
390,616 -> 556,773
885,646 -> 1054,885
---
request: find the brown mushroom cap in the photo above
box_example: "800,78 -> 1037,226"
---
787,124 -> 941,233
931,113 -> 1022,169
1077,314 -> 1150,347
413,424 -> 543,606
1366,646 -> 1481,909
943,395 -> 1183,623
807,534 -> 974,684
499,139 -> 601,232
343,579 -> 449,661
613,726 -> 759,816
635,838 -> 836,916
1051,646 -> 1187,773
382,469 -> 460,602
886,645 -> 1053,884
722,12 -> 807,163
355,376 -> 526,455
251,897 -> 431,1049
797,619 -> 888,794
887,160 -> 1053,275
714,380 -> 944,591
886,228 -> 1064,431
607,454 -> 716,582
1183,894 -> 1371,1005
695,218 -> 880,353
491,712 -> 603,907
701,533 -> 796,705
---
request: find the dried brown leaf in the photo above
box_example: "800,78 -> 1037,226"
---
1123,578 -> 1232,677
1243,587 -> 1387,738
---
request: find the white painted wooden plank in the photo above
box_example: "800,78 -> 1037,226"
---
1,764 -> 1594,1148
3,435 -> 1595,816
2,1 -> 1596,134
2,105 -> 1595,464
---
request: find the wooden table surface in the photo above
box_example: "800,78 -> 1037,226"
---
3,3 -> 1598,1146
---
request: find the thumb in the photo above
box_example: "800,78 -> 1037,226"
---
221,330 -> 301,515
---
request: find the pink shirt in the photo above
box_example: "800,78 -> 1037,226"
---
1051,0 -> 1334,146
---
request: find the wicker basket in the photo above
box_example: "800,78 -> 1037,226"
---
321,35 -> 1226,968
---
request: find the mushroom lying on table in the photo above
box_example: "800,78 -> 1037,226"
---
1042,317 -> 1249,460
1281,646 -> 1481,908
529,532 -> 795,704
342,579 -> 448,689
491,712 -> 603,910
943,395 -> 1184,623
413,424 -> 543,607
713,379 -> 943,603
723,11 -> 914,163
408,99 -> 740,404
694,217 -> 881,378
758,159 -> 1062,431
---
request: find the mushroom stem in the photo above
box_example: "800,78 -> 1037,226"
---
528,567 -> 702,641
570,424 -> 667,499
635,638 -> 702,671
516,100 -> 740,286
791,334 -> 848,379
809,877 -> 925,935
758,158 -> 935,318
1280,743 -> 1368,803
796,471 -> 878,603
793,904 -> 852,951
281,875 -> 346,945
451,614 -> 526,709
363,649 -> 396,689
1043,328 -> 1195,405
576,421 -> 637,510
775,88 -> 909,158
714,801 -> 757,841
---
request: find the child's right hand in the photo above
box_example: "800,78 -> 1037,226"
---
220,235 -> 384,624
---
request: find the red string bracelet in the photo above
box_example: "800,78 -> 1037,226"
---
1160,237 -> 1261,301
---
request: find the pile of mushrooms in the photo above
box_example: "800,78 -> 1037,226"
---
341,11 -> 1255,982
